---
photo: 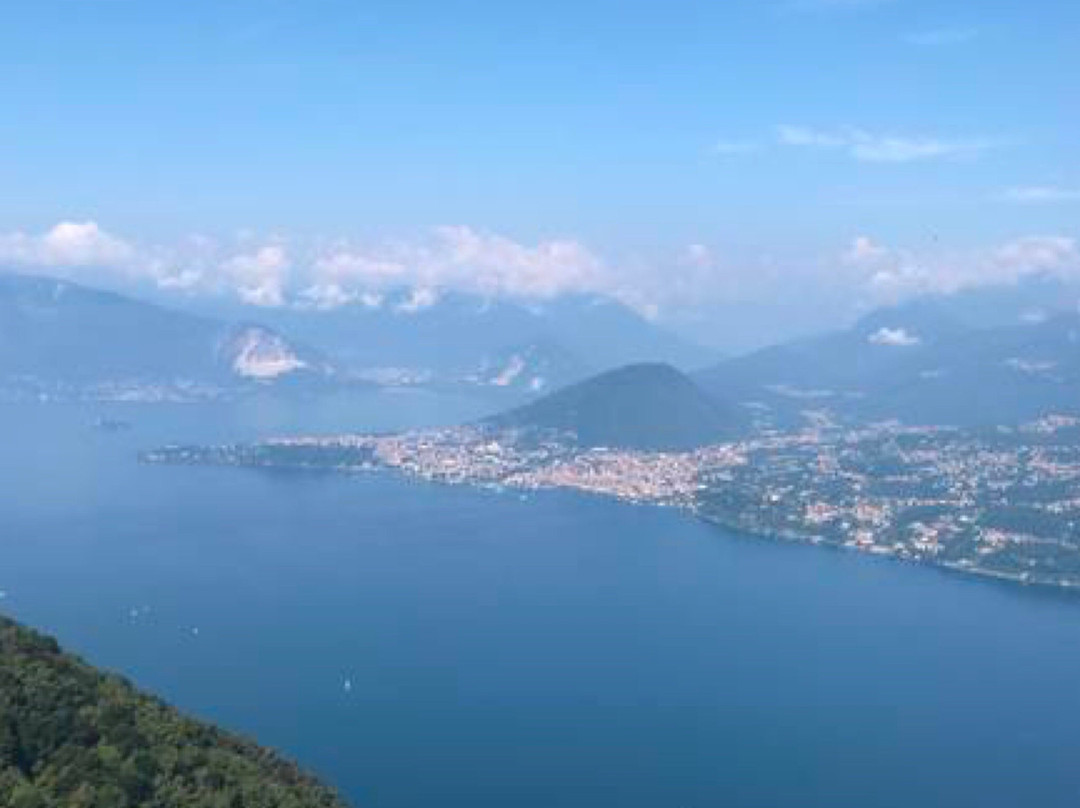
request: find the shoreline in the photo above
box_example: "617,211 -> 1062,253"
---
141,447 -> 1080,598
693,511 -> 1080,597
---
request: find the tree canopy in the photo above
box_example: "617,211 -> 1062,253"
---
0,615 -> 350,808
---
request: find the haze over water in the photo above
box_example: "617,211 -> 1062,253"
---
4,396 -> 1080,808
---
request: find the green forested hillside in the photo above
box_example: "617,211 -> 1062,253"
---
0,615 -> 350,808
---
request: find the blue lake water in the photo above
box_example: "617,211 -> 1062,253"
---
3,395 -> 1080,807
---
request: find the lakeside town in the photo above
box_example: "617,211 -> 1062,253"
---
143,414 -> 1080,590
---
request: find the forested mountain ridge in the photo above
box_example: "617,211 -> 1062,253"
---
0,614 -> 349,808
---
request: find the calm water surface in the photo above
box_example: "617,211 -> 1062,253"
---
3,395 -> 1080,807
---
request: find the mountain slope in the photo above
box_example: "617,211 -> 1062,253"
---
0,273 -> 329,397
465,338 -> 592,393
488,362 -> 743,450
0,613 -> 349,808
866,312 -> 1080,424
696,299 -> 1080,428
696,300 -> 964,398
180,290 -> 714,379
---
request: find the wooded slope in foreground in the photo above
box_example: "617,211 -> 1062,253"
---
0,615 -> 349,808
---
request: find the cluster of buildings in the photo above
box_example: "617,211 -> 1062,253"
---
696,418 -> 1080,587
147,415 -> 1080,590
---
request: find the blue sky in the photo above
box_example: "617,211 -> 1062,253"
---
1,0 -> 1078,344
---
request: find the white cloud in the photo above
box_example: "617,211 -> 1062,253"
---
682,243 -> 715,268
777,125 -> 991,163
304,227 -> 610,304
903,28 -> 978,46
992,235 -> 1078,274
311,248 -> 406,285
843,236 -> 888,265
297,227 -> 613,311
999,186 -> 1080,204
0,221 -> 222,293
0,221 -> 135,268
155,267 -> 204,291
425,225 -> 608,299
0,221 -> 614,311
608,242 -> 728,318
396,287 -> 439,314
3,221 -> 1078,332
220,244 -> 290,307
851,136 -> 984,163
41,222 -> 135,266
844,234 -> 1080,302
298,282 -> 357,309
868,327 -> 921,347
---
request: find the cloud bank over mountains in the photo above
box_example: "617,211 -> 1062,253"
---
842,234 -> 1080,302
0,222 -> 135,269
0,222 -> 614,313
1,221 -> 1078,327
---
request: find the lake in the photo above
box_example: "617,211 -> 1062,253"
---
3,395 -> 1080,807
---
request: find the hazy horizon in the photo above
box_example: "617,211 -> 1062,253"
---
2,0 -> 1078,351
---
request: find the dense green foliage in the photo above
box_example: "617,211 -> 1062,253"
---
0,615 -> 350,808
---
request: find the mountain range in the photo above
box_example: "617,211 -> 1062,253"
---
0,272 -> 716,401
0,273 -> 334,401
484,276 -> 1080,445
696,283 -> 1080,429
183,289 -> 715,393
4,269 -> 1080,431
